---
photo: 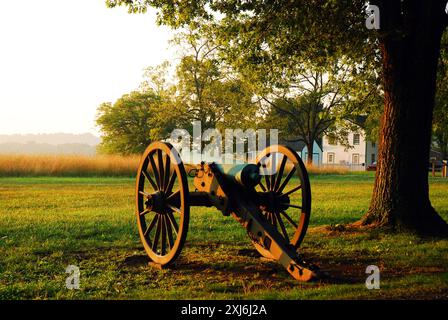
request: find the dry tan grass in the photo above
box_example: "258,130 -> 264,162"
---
0,154 -> 351,177
305,164 -> 350,175
0,154 -> 140,177
278,162 -> 350,175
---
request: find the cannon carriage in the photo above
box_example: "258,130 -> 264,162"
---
135,141 -> 318,282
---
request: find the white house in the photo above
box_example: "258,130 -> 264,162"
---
322,130 -> 377,169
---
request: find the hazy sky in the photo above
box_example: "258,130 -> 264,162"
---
0,0 -> 175,135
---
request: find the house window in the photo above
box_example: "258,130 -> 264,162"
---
327,152 -> 335,164
353,133 -> 360,145
371,142 -> 376,148
352,153 -> 360,165
327,136 -> 337,145
371,153 -> 376,163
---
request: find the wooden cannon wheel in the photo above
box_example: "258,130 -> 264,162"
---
136,141 -> 190,266
254,145 -> 311,259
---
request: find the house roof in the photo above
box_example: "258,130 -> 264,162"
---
279,139 -> 323,152
281,140 -> 306,151
346,115 -> 368,128
264,136 -> 323,152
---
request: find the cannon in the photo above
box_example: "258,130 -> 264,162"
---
135,141 -> 318,282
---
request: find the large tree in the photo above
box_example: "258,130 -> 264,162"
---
362,1 -> 448,234
107,0 -> 448,235
433,30 -> 448,160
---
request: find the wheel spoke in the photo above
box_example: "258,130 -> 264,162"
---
139,208 -> 150,216
280,211 -> 298,228
282,185 -> 302,197
270,165 -> 276,191
277,166 -> 296,194
271,210 -> 278,227
283,203 -> 302,210
149,154 -> 161,190
144,214 -> 159,237
264,211 -> 271,223
265,175 -> 271,190
166,190 -> 180,202
165,214 -> 175,249
167,204 -> 181,213
262,164 -> 271,190
161,215 -> 167,255
152,215 -> 162,252
142,170 -> 158,191
258,181 -> 267,191
157,150 -> 165,190
163,154 -> 171,192
274,155 -> 287,192
165,171 -> 177,194
275,212 -> 290,242
166,190 -> 180,205
166,211 -> 179,234
139,190 -> 152,197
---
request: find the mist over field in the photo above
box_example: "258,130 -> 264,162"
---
0,133 -> 100,155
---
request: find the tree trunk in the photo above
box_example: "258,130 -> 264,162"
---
361,1 -> 448,235
306,141 -> 314,165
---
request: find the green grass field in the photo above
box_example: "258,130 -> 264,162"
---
0,173 -> 447,299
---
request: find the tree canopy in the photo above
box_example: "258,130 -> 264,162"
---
96,26 -> 259,155
96,90 -> 178,155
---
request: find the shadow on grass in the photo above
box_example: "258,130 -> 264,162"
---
118,245 -> 379,286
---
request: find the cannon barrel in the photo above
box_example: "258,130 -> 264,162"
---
219,163 -> 261,188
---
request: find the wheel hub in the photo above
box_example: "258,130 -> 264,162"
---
145,191 -> 167,214
259,191 -> 290,213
